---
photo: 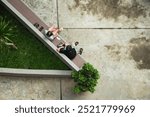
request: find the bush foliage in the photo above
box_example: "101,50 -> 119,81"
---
72,63 -> 100,93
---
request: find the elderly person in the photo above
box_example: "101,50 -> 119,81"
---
45,25 -> 63,41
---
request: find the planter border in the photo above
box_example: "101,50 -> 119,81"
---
0,0 -> 85,71
0,68 -> 72,78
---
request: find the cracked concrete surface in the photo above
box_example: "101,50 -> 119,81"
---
0,0 -> 150,99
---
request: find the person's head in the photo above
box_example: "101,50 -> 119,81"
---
66,45 -> 72,51
75,41 -> 79,46
46,31 -> 52,37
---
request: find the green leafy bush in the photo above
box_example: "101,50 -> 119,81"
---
72,63 -> 100,93
0,16 -> 17,49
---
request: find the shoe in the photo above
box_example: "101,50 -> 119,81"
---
39,26 -> 44,31
79,48 -> 83,55
33,23 -> 39,28
75,41 -> 79,46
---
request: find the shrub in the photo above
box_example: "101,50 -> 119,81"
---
0,16 -> 17,49
72,63 -> 100,93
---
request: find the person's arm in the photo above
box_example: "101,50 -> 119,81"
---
56,46 -> 64,52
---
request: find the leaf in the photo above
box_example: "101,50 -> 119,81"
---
0,16 -> 17,49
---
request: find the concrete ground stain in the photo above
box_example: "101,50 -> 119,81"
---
105,37 -> 150,69
130,37 -> 150,69
69,0 -> 147,20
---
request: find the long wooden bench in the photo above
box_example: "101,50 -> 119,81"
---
1,0 -> 85,71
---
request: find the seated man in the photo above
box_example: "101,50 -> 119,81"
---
44,25 -> 63,41
57,43 -> 77,60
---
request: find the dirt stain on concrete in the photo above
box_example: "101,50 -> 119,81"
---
69,0 -> 147,20
105,36 -> 150,69
105,44 -> 121,55
130,37 -> 150,69
105,44 -> 127,61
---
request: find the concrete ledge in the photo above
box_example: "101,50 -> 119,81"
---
0,68 -> 72,78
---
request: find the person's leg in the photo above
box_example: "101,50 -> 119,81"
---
57,42 -> 65,48
75,41 -> 79,46
52,27 -> 64,37
52,29 -> 59,37
56,47 -> 64,52
48,25 -> 57,32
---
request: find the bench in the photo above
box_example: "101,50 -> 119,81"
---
1,0 -> 85,71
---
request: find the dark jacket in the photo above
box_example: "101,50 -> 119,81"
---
60,45 -> 77,60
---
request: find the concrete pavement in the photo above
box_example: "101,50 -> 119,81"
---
58,0 -> 150,28
61,29 -> 150,99
0,0 -> 150,99
0,76 -> 60,99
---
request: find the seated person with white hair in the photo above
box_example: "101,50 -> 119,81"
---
44,25 -> 63,41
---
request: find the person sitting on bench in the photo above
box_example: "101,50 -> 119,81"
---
44,25 -> 63,41
57,42 -> 77,60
